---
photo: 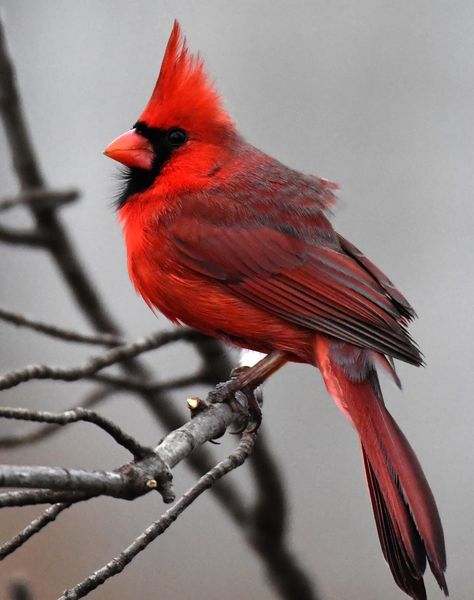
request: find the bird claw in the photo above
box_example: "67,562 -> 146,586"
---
227,384 -> 263,434
207,381 -> 236,405
228,390 -> 254,434
207,367 -> 263,434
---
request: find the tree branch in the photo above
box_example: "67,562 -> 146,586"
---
0,20 -> 117,331
0,489 -> 91,508
0,307 -> 124,346
249,434 -> 316,599
0,386 -> 114,449
0,406 -> 153,459
0,400 -> 238,505
0,329 -> 202,391
0,503 -> 71,559
0,188 -> 78,213
58,430 -> 257,600
90,371 -> 206,393
0,222 -> 48,247
0,464 -> 163,500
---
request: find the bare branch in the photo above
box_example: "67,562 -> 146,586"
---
0,406 -> 153,459
0,19 -> 120,332
0,21 -> 43,188
249,434 -> 317,599
0,329 -> 201,391
154,403 -> 235,469
250,433 -> 287,545
0,503 -> 71,559
0,401 -> 237,505
58,431 -> 257,600
0,398 -> 244,582
0,386 -> 114,449
0,222 -> 48,247
0,188 -> 78,213
90,371 -> 206,393
191,333 -> 233,384
0,465 -> 152,498
0,489 -> 91,507
0,307 -> 124,346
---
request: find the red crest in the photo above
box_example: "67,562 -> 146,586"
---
139,21 -> 235,141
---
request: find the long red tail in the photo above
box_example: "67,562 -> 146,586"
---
315,336 -> 447,599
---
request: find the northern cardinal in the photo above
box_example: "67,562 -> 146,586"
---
104,21 -> 447,599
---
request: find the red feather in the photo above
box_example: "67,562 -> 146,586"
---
139,21 -> 234,144
105,22 -> 447,599
315,336 -> 447,599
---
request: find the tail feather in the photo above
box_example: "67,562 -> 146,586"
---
363,446 -> 428,600
377,401 -> 448,592
315,337 -> 447,599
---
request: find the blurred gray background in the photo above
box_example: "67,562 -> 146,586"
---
0,1 -> 472,599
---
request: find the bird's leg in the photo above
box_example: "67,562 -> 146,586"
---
232,351 -> 288,388
226,366 -> 263,434
208,351 -> 288,431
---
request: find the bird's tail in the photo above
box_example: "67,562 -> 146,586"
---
315,336 -> 448,600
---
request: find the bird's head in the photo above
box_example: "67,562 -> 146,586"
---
104,21 -> 237,205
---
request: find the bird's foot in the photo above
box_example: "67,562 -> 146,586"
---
230,389 -> 262,434
208,366 -> 263,434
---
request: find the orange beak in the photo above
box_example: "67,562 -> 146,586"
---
104,130 -> 154,170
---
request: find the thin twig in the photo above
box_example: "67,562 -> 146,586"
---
0,222 -> 47,246
0,406 -> 153,459
0,386 -> 114,449
58,431 -> 257,600
0,502 -> 72,559
0,307 -> 123,346
90,371 -> 205,393
0,20 -> 119,331
0,329 -> 201,391
0,188 -> 78,213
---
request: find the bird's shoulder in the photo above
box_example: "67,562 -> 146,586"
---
164,143 -> 339,240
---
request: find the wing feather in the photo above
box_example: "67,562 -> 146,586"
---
166,193 -> 421,364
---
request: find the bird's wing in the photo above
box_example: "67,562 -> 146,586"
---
165,194 -> 421,364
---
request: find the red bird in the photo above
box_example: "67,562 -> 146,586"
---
104,22 -> 447,599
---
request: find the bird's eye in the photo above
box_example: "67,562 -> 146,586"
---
134,122 -> 148,135
167,128 -> 187,147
